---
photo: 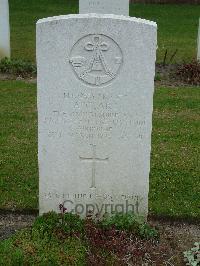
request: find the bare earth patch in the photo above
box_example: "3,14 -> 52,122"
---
0,213 -> 36,240
0,72 -> 36,84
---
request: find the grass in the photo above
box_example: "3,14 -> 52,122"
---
0,81 -> 38,209
9,0 -> 200,63
0,227 -> 86,265
0,80 -> 199,219
150,87 -> 200,218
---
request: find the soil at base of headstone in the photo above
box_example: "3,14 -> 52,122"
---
0,72 -> 37,84
155,63 -> 194,87
0,213 -> 199,265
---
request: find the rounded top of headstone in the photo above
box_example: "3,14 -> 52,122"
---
37,14 -> 157,29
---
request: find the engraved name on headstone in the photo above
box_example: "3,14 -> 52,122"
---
79,0 -> 129,16
37,14 -> 157,217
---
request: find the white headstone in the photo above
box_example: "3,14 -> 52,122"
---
197,18 -> 200,61
79,0 -> 129,16
37,14 -> 157,218
0,0 -> 10,59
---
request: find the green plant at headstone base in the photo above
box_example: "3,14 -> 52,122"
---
139,223 -> 159,239
100,212 -> 144,230
33,211 -> 85,237
0,57 -> 36,77
32,211 -> 61,236
33,212 -> 158,240
155,73 -> 162,81
183,242 -> 200,266
100,212 -> 159,239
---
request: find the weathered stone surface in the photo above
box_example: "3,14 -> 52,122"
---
0,0 -> 10,59
79,0 -> 129,16
37,14 -> 157,217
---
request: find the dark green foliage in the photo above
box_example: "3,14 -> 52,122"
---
0,57 -> 36,77
139,223 -> 159,240
33,211 -> 85,237
101,212 -> 144,231
100,213 -> 159,239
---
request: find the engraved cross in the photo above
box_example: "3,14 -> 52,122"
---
79,144 -> 109,189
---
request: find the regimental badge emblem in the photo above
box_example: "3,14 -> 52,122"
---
69,34 -> 123,86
